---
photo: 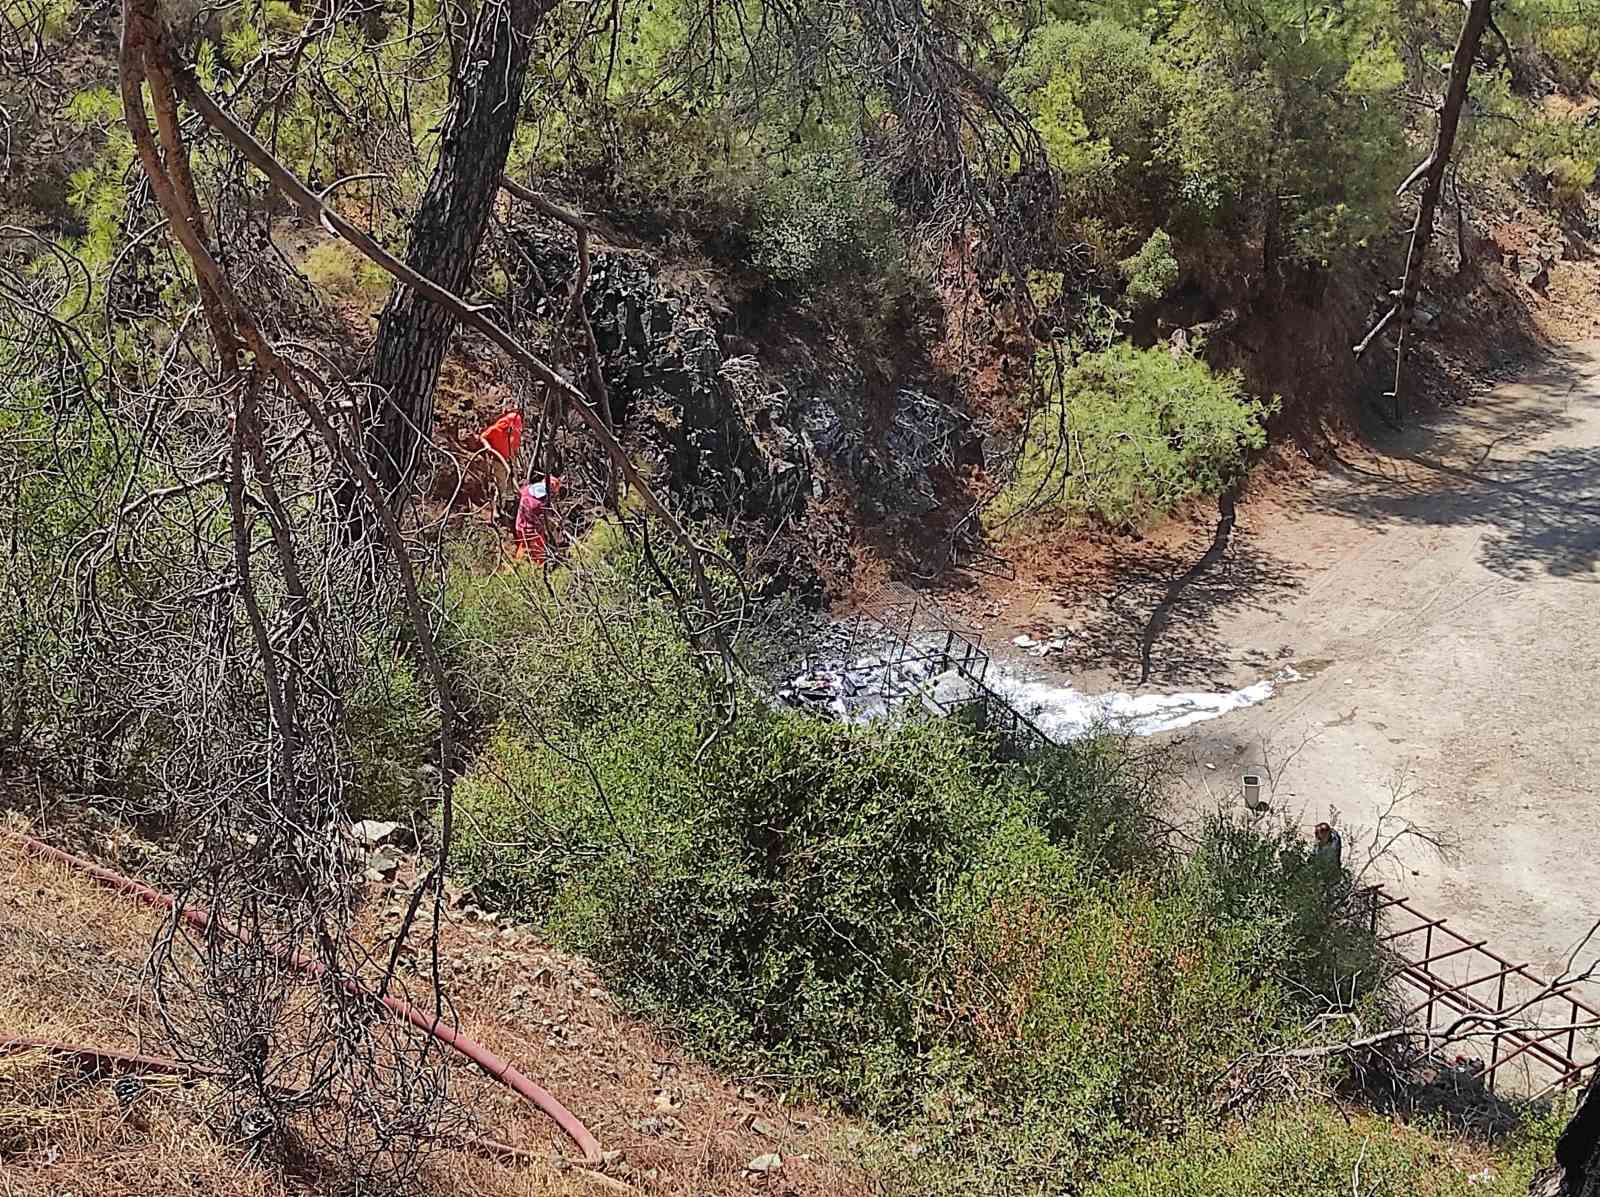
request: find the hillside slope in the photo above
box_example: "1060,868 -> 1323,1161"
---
0,824 -> 870,1196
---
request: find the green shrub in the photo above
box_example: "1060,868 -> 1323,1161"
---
940,852 -> 1286,1161
993,343 -> 1275,531
1547,155 -> 1598,205
1166,2 -> 1407,261
521,98 -> 757,239
751,149 -> 902,290
1184,813 -> 1382,1005
301,240 -> 391,308
1539,23 -> 1600,88
443,559 -> 1389,1188
454,695 -> 1083,1100
1120,228 -> 1179,308
1005,11 -> 1405,264
1505,104 -> 1600,208
262,0 -> 303,34
1085,1101 -> 1570,1197
1005,19 -> 1174,215
345,644 -> 433,820
0,384 -> 128,758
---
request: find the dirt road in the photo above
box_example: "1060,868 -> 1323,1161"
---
1182,342 -> 1600,974
1010,341 -> 1600,976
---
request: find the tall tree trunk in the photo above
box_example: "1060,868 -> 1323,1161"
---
1379,0 -> 1491,426
367,0 -> 548,494
1531,1072 -> 1600,1196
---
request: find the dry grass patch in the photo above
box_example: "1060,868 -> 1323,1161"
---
0,831 -> 873,1196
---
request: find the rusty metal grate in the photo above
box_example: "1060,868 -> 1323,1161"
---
1363,886 -> 1600,1093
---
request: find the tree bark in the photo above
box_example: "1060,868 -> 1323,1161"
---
367,0 -> 550,494
1383,0 -> 1491,426
1531,1073 -> 1600,1197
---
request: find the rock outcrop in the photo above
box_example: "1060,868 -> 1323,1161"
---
512,233 -> 812,524
508,228 -> 978,597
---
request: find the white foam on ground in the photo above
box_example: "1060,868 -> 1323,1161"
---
993,671 -> 1291,740
781,634 -> 1296,742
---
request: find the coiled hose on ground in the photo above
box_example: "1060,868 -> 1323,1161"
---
5,831 -> 603,1165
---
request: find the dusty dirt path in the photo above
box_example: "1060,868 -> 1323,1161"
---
1177,341 -> 1600,974
995,341 -> 1600,976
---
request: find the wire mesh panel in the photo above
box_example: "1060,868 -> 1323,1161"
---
1362,886 -> 1600,1094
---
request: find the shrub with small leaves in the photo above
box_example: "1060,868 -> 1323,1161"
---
992,342 -> 1275,531
1084,1100 -> 1572,1197
1120,228 -> 1178,308
300,240 -> 391,309
446,551 -> 1391,1189
751,150 -> 901,290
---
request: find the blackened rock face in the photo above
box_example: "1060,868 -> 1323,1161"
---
509,228 -> 813,519
504,226 -> 977,601
506,227 -> 823,597
802,385 -> 968,521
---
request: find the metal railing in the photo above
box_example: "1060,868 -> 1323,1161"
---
919,630 -> 1058,750
804,605 -> 1057,750
1363,886 -> 1600,1093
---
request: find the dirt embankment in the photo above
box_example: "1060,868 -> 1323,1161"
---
0,821 -> 873,1196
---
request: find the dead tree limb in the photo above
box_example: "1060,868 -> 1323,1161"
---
1273,1011 -> 1599,1062
0,1035 -> 589,1166
1352,302 -> 1399,358
1354,0 -> 1492,429
498,176 -> 589,232
1,1035 -> 303,1098
121,0 -> 464,1049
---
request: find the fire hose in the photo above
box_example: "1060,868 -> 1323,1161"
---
6,832 -> 602,1165
0,1036 -> 569,1163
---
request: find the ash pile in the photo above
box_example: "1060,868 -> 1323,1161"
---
778,654 -> 944,723
775,613 -> 984,725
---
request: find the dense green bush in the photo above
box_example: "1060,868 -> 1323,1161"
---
1005,7 -> 1407,269
938,854 -> 1283,1160
1523,8 -> 1600,90
1085,1101 -> 1570,1197
751,149 -> 902,290
1006,19 -> 1174,221
1166,0 -> 1408,261
992,343 -> 1275,531
0,384 -> 137,765
449,615 -> 1168,1105
1523,113 -> 1600,205
1544,27 -> 1600,87
300,240 -> 392,308
444,554 -> 1392,1185
1120,228 -> 1179,308
1190,814 -> 1378,1001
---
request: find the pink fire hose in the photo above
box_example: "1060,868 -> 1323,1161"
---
7,832 -> 602,1164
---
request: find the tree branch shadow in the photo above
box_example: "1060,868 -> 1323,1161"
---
1049,507 -> 1303,689
1314,343 -> 1600,581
